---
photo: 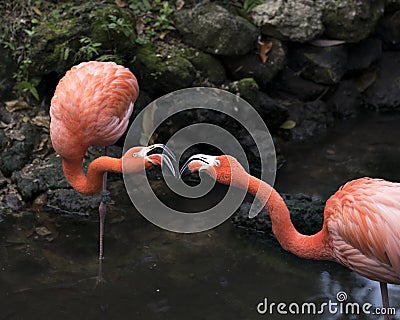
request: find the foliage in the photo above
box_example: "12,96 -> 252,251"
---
0,0 -> 176,100
104,14 -> 135,38
243,0 -> 264,14
0,1 -> 49,100
128,0 -> 175,45
76,37 -> 102,61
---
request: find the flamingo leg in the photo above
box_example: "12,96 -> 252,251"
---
97,147 -> 110,284
380,282 -> 391,320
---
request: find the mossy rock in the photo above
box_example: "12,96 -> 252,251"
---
90,5 -> 136,52
173,3 -> 258,56
29,2 -> 136,76
131,42 -> 197,95
182,49 -> 227,85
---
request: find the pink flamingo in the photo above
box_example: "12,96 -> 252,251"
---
50,61 -> 175,262
181,154 -> 400,319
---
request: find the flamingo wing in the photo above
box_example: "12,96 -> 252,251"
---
326,178 -> 400,284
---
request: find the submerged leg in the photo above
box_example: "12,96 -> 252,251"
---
97,147 -> 110,283
380,282 -> 391,320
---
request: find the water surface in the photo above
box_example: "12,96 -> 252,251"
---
1,111 -> 400,320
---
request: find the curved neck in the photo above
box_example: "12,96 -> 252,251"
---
246,175 -> 332,260
62,156 -> 122,195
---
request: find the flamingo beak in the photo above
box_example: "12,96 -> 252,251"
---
180,154 -> 220,177
144,144 -> 177,177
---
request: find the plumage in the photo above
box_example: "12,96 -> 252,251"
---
326,178 -> 400,284
50,61 -> 139,160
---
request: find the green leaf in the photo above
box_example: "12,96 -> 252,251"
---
280,120 -> 296,130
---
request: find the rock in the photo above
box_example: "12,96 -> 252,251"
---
266,67 -> 328,101
288,44 -> 348,85
323,0 -> 385,42
327,80 -> 361,118
231,193 -> 325,241
376,10 -> 400,49
346,39 -> 382,73
364,51 -> 400,110
131,42 -> 196,95
223,38 -> 286,88
173,3 -> 258,55
12,154 -> 68,200
386,0 -> 400,11
12,144 -> 124,202
0,46 -> 17,100
251,0 -> 324,42
0,123 -> 39,177
46,189 -> 100,214
0,171 -> 7,190
1,194 -> 23,211
284,101 -> 334,140
185,49 -> 227,85
29,3 -> 136,76
229,78 -> 288,132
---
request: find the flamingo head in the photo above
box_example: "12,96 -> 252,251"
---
123,144 -> 176,176
180,154 -> 248,188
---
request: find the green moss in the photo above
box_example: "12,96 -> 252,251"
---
237,77 -> 259,92
90,5 -> 136,52
133,42 -> 196,94
229,77 -> 259,101
184,50 -> 226,85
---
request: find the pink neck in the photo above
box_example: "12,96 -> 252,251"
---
246,175 -> 333,260
62,156 -> 122,195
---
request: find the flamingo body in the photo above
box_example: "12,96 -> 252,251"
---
326,178 -> 400,284
50,61 -> 139,160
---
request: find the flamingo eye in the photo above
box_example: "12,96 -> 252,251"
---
132,152 -> 139,158
215,160 -> 220,166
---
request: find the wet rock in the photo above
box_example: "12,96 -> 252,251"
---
29,3 -> 136,76
12,154 -> 68,200
0,122 -> 39,177
267,67 -> 328,101
131,42 -> 196,96
229,78 -> 288,132
284,101 -> 334,140
0,46 -> 17,100
223,38 -> 286,88
346,39 -> 382,73
173,3 -> 258,56
46,189 -> 100,214
232,193 -> 325,241
376,10 -> 400,49
288,44 -> 347,85
12,143 -> 124,203
1,194 -> 23,211
251,0 -> 324,42
327,80 -> 361,119
322,0 -> 385,42
364,51 -> 400,110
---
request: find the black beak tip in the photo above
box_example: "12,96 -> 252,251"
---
146,144 -> 177,162
180,166 -> 192,178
